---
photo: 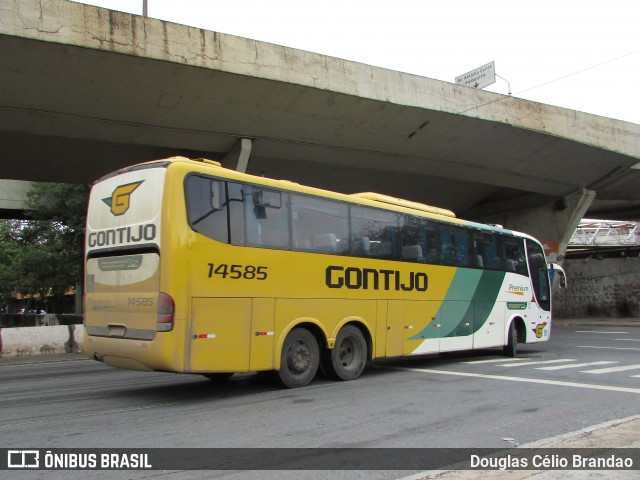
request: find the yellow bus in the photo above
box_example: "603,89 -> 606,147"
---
84,157 -> 566,388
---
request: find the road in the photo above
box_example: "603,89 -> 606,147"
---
1,324 -> 639,479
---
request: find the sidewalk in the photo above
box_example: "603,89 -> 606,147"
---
553,317 -> 640,327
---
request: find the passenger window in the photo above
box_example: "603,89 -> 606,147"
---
244,186 -> 290,249
439,225 -> 471,267
400,218 -> 425,263
227,182 -> 245,246
503,237 -> 528,275
399,216 -> 439,264
473,232 -> 501,270
350,206 -> 398,259
291,194 -> 349,254
185,175 -> 228,243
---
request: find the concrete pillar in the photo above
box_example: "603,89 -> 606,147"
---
477,189 -> 595,263
222,138 -> 252,173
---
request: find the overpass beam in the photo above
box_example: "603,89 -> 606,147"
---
479,189 -> 596,263
222,138 -> 252,173
0,180 -> 32,218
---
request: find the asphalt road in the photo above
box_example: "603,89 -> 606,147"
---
1,324 -> 639,479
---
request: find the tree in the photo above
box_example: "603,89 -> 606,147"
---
0,183 -> 89,313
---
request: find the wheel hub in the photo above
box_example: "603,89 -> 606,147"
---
287,340 -> 310,373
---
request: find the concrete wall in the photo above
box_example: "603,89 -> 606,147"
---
0,324 -> 84,357
554,256 -> 640,318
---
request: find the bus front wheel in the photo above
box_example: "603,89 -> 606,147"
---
503,321 -> 517,357
326,325 -> 367,381
278,328 -> 319,388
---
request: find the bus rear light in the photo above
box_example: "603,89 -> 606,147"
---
157,292 -> 175,332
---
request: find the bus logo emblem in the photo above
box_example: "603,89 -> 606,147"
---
102,181 -> 144,216
533,322 -> 548,339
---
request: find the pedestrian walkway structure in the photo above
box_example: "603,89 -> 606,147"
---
1,0 -> 640,261
569,220 -> 639,247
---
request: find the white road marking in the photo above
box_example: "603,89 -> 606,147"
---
462,357 -> 530,364
614,338 -> 640,342
578,345 -> 640,351
396,367 -> 640,394
581,364 -> 640,374
536,361 -> 617,371
576,331 -> 628,334
498,359 -> 576,367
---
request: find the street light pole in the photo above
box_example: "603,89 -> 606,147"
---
143,0 -> 148,17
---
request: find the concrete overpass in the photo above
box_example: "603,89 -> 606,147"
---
1,0 -> 639,261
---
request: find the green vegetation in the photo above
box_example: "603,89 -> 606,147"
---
0,183 -> 89,313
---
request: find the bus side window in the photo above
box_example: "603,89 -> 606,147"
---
185,175 -> 229,243
400,217 -> 424,263
245,186 -> 290,249
440,225 -> 471,267
290,194 -> 349,254
350,206 -> 398,259
503,237 -> 528,275
227,182 -> 245,246
474,232 -> 500,270
399,216 -> 438,264
424,221 -> 439,264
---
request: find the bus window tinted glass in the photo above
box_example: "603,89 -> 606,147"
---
503,237 -> 528,275
473,232 -> 501,269
245,186 -> 290,249
400,218 -> 425,262
291,195 -> 349,254
350,206 -> 398,259
440,225 -> 471,267
400,216 -> 439,264
227,182 -> 245,246
185,175 -> 228,243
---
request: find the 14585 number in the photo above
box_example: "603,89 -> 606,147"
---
207,263 -> 268,280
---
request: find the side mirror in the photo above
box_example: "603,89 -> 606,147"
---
549,263 -> 567,288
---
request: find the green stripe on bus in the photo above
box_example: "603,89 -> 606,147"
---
410,269 -> 505,340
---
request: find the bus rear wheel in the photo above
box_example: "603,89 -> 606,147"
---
278,328 -> 319,388
326,325 -> 367,381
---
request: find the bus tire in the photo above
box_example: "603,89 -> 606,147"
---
328,325 -> 367,381
277,328 -> 319,388
503,321 -> 517,357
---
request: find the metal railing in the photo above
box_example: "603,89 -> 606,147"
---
569,219 -> 639,247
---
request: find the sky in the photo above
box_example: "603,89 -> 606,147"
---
72,0 -> 640,125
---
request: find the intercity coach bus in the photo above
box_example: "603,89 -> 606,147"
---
84,157 -> 566,388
